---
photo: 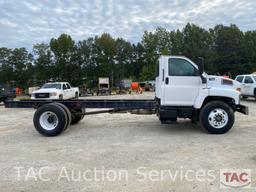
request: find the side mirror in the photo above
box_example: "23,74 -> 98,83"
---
197,57 -> 206,84
197,57 -> 204,75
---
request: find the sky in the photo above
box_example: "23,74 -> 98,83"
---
0,0 -> 255,49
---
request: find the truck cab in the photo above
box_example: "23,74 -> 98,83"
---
235,74 -> 256,99
156,56 -> 248,134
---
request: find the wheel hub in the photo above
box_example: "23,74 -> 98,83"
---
215,115 -> 223,122
47,115 -> 55,124
208,108 -> 228,129
39,111 -> 59,131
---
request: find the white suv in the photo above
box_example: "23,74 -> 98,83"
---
235,74 -> 256,99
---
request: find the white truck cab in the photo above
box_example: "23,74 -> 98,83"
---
235,74 -> 256,99
156,56 -> 248,134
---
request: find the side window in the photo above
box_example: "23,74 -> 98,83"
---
244,76 -> 254,84
236,76 -> 244,83
168,58 -> 197,76
66,84 -> 71,89
63,84 -> 68,90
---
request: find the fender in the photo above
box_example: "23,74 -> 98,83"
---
194,87 -> 240,109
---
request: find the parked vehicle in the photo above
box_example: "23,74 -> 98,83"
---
5,55 -> 248,136
31,82 -> 79,100
28,86 -> 40,96
116,79 -> 132,94
139,80 -> 155,91
0,84 -> 15,103
97,77 -> 111,95
235,74 -> 256,99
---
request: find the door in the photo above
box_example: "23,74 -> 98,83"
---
163,58 -> 200,106
62,84 -> 69,99
66,83 -> 73,98
243,76 -> 254,96
235,76 -> 245,94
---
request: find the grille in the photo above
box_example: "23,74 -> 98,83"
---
35,93 -> 49,98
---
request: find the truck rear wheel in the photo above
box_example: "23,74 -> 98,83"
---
33,103 -> 68,136
200,101 -> 234,134
75,92 -> 79,99
54,103 -> 71,130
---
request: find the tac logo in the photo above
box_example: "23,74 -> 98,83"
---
220,169 -> 251,189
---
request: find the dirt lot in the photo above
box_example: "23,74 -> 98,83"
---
0,92 -> 255,192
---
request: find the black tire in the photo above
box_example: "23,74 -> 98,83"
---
242,96 -> 248,99
33,103 -> 68,136
199,101 -> 234,134
75,92 -> 79,99
54,103 -> 71,130
71,108 -> 85,125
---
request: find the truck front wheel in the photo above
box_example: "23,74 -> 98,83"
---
199,101 -> 234,134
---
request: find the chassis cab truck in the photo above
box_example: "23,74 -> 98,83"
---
4,55 -> 248,136
155,56 -> 248,134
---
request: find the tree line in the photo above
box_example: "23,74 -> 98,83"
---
0,23 -> 256,89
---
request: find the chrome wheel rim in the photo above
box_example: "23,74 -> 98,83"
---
208,108 -> 228,129
39,111 -> 59,131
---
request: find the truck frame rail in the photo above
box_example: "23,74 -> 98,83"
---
4,99 -> 156,110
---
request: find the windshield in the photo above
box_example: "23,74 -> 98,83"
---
253,76 -> 256,81
41,83 -> 61,89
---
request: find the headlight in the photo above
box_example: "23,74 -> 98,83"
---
50,92 -> 57,96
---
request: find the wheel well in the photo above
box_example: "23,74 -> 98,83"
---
202,96 -> 235,107
194,96 -> 235,122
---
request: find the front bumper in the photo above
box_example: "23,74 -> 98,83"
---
235,104 -> 249,115
31,96 -> 59,100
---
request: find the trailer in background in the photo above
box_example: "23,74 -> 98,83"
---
97,77 -> 111,95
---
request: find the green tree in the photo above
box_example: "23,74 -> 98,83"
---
244,31 -> 256,72
33,43 -> 53,84
95,33 -> 116,85
212,24 -> 245,76
50,34 -> 76,84
141,31 -> 159,80
8,48 -> 33,88
0,48 -> 13,83
115,38 -> 133,83
182,23 -> 216,72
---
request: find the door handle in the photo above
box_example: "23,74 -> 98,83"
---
165,77 -> 169,85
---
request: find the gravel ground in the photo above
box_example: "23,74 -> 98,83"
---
0,92 -> 255,192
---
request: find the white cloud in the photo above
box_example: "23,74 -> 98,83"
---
0,0 -> 255,49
